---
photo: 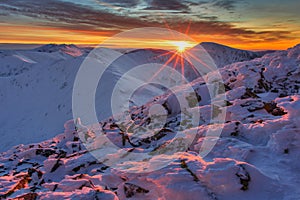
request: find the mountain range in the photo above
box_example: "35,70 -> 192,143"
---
0,42 -> 299,199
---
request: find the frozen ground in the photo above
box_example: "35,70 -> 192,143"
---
0,43 -> 265,152
0,43 -> 299,199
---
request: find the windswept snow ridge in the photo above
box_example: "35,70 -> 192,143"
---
198,42 -> 274,68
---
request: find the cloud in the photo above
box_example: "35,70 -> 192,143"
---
0,0 -> 148,31
213,0 -> 237,10
96,0 -> 141,8
143,0 -> 190,11
0,0 -> 293,44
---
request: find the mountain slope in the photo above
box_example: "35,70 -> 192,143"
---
198,42 -> 274,68
0,44 -> 300,199
0,44 -> 209,151
0,46 -> 86,151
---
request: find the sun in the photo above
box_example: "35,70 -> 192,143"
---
169,41 -> 193,53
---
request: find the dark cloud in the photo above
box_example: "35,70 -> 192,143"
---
0,0 -> 291,42
0,0 -> 149,32
213,0 -> 237,10
184,1 -> 208,6
144,0 -> 190,11
97,0 -> 141,8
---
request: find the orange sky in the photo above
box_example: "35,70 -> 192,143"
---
1,23 -> 299,51
1,0 -> 300,51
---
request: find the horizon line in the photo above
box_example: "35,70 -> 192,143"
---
0,42 -> 287,52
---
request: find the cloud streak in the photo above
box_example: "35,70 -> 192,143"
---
212,0 -> 237,11
0,0 -> 298,49
143,0 -> 190,11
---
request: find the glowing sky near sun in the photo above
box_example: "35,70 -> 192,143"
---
0,0 -> 299,50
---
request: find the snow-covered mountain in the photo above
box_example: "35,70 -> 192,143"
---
0,45 -> 88,152
1,43 -> 300,199
0,44 -> 208,152
33,44 -> 94,57
198,42 -> 274,68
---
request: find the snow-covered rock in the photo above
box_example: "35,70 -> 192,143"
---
0,43 -> 300,199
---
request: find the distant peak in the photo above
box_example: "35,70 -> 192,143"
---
36,44 -> 79,50
200,42 -> 225,46
34,44 -> 83,57
193,42 -> 270,68
291,43 -> 300,49
199,42 -> 240,50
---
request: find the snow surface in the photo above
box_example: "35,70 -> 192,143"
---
0,43 -> 217,152
198,42 -> 274,68
0,43 -> 300,199
0,45 -> 87,152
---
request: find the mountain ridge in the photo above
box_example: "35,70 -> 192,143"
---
0,42 -> 298,152
0,43 -> 300,199
197,42 -> 276,68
